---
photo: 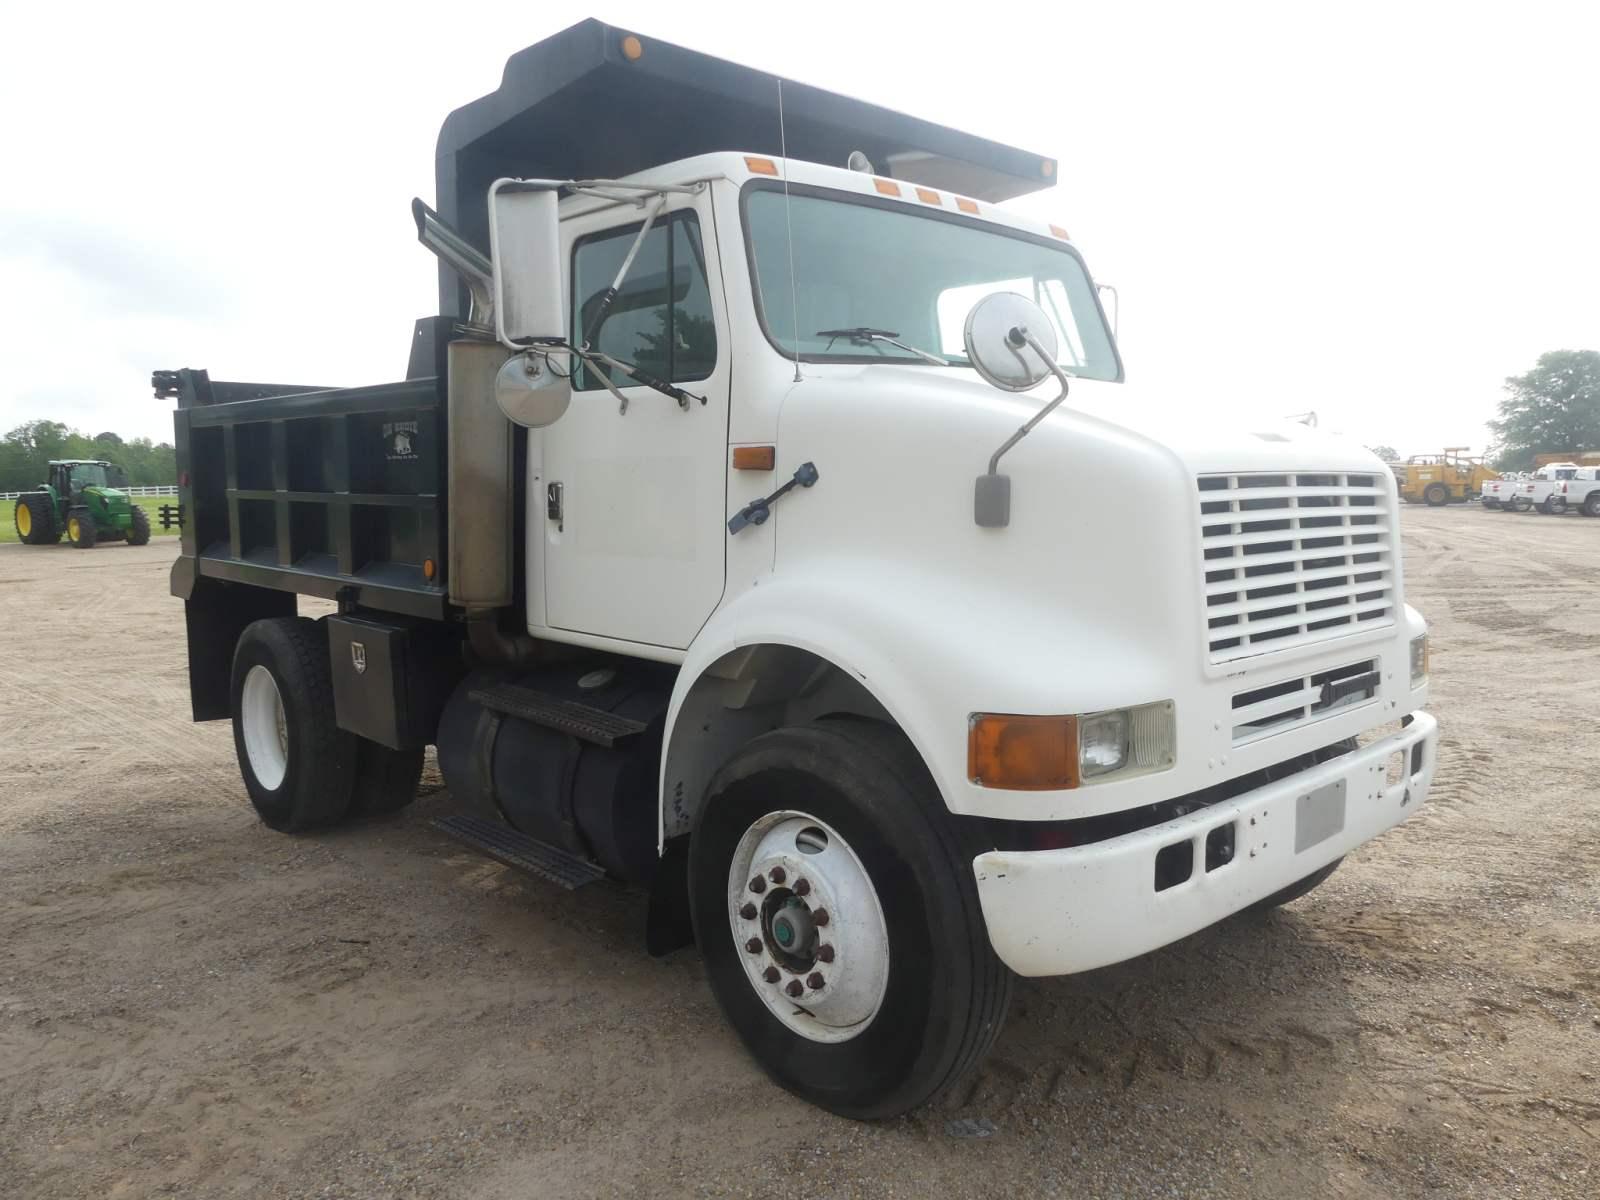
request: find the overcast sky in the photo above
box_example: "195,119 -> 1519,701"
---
3,0 -> 1595,456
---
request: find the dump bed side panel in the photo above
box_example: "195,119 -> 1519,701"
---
168,371 -> 449,621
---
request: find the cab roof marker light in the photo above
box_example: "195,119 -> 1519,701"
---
956,197 -> 980,214
745,156 -> 780,176
915,187 -> 942,205
873,178 -> 902,197
1049,224 -> 1070,240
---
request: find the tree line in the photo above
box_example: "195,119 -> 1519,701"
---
1488,350 -> 1600,471
1,421 -> 176,493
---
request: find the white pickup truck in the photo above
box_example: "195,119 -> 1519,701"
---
1486,465 -> 1578,512
1480,477 -> 1517,509
1558,467 -> 1600,516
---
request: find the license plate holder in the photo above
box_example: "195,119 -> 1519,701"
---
1294,778 -> 1347,853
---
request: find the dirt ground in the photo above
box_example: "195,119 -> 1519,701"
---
1,505 -> 1596,1199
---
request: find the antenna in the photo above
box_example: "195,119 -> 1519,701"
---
777,78 -> 803,384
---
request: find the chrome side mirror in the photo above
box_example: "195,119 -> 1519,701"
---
494,353 -> 572,429
487,180 -> 565,348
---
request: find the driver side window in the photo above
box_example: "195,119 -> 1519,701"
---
571,212 -> 717,392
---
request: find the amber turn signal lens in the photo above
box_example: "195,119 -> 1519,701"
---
423,558 -> 437,581
968,714 -> 1080,790
620,35 -> 644,61
732,445 -> 776,471
745,156 -> 780,176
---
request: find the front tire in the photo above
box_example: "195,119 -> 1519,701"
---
689,720 -> 1011,1119
230,617 -> 357,832
67,509 -> 98,548
1423,482 -> 1449,506
1584,494 -> 1600,517
126,505 -> 152,545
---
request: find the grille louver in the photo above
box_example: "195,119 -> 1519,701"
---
1199,471 -> 1395,663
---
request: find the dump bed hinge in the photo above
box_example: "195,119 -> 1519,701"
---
468,683 -> 648,748
431,814 -> 606,890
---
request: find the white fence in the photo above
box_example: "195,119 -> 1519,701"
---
1,485 -> 178,501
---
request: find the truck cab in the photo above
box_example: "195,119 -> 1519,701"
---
159,20 -> 1437,1119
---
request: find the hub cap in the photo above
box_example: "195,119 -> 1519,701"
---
727,811 -> 889,1043
16,504 -> 31,536
240,665 -> 289,790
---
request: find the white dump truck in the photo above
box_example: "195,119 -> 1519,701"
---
156,21 -> 1437,1118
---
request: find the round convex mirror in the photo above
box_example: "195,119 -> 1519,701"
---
963,292 -> 1060,393
495,353 -> 572,428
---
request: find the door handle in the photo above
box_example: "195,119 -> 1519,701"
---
546,481 -> 564,531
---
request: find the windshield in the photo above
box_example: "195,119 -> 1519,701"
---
71,464 -> 110,488
744,185 -> 1120,380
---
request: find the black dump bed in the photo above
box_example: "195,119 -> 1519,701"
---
156,369 -> 446,621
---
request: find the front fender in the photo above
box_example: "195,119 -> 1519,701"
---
663,564 -> 1179,830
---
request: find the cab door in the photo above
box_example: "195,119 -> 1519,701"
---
537,196 -> 729,650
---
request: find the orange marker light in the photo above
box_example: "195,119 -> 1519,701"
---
745,156 -> 780,176
423,558 -> 437,581
1049,224 -> 1070,240
915,187 -> 941,205
732,445 -> 776,471
955,197 -> 979,215
620,35 -> 644,61
968,714 -> 1080,790
1041,159 -> 1056,178
873,178 -> 901,196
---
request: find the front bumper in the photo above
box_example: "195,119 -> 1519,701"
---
972,711 -> 1438,977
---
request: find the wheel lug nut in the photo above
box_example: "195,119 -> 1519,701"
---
745,938 -> 763,954
739,902 -> 757,920
793,878 -> 810,897
749,876 -> 766,894
812,908 -> 829,926
769,866 -> 786,884
818,943 -> 835,963
763,966 -> 781,983
807,973 -> 825,990
785,979 -> 804,998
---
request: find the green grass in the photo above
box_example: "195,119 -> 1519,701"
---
2,495 -> 181,545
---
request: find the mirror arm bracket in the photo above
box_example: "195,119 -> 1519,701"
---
975,326 -> 1071,528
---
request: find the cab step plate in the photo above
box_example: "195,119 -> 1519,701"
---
470,683 -> 647,748
431,814 -> 606,890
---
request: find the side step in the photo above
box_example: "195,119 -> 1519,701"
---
431,814 -> 606,890
470,683 -> 648,748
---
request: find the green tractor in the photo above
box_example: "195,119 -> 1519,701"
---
12,460 -> 151,549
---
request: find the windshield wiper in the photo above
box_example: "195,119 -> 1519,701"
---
815,327 -> 949,366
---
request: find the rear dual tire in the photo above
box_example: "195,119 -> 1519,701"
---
231,617 -> 422,832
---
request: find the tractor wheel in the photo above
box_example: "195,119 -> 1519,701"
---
67,510 -> 98,548
126,505 -> 152,545
13,495 -> 60,545
230,617 -> 358,832
350,740 -> 426,817
1423,483 -> 1449,506
690,718 -> 1012,1119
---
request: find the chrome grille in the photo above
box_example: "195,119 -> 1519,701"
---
1199,471 -> 1394,663
1230,657 -> 1380,745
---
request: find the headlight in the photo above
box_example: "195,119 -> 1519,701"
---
967,701 -> 1175,790
1410,634 -> 1429,688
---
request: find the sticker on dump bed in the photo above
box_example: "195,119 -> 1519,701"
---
1294,778 -> 1347,853
384,420 -> 419,461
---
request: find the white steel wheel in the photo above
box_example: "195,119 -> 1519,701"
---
240,664 -> 289,790
726,811 -> 889,1044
